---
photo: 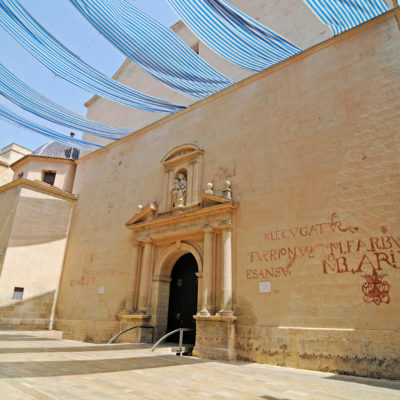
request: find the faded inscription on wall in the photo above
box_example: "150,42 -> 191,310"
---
246,213 -> 398,305
70,268 -> 127,287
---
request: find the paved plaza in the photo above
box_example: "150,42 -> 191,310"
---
0,331 -> 398,400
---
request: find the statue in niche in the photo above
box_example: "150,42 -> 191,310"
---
172,172 -> 187,208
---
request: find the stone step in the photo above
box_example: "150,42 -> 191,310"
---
0,330 -> 63,339
171,345 -> 194,355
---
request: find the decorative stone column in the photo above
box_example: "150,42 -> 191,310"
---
188,158 -> 200,205
194,225 -> 237,361
198,228 -> 214,316
165,167 -> 173,210
136,240 -> 153,315
125,242 -> 141,313
119,240 -> 153,343
218,227 -> 234,316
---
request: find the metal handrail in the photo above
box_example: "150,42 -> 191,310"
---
107,325 -> 154,344
151,328 -> 193,356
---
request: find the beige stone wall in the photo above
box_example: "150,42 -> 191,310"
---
56,15 -> 400,377
0,186 -> 74,329
13,160 -> 76,193
0,186 -> 19,275
0,144 -> 32,186
0,144 -> 31,165
0,162 -> 13,186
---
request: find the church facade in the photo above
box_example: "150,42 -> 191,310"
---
0,3 -> 399,379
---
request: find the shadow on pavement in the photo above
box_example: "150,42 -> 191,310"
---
0,335 -> 58,342
0,355 -> 208,378
325,374 -> 400,391
0,343 -> 152,354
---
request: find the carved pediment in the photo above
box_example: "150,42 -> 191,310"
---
126,198 -> 239,240
161,144 -> 203,168
126,188 -> 237,230
198,191 -> 232,207
126,202 -> 158,226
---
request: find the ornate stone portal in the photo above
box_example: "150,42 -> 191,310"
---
120,144 -> 239,360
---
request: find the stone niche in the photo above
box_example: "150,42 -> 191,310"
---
160,144 -> 203,211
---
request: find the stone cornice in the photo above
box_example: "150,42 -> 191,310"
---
10,155 -> 76,170
0,178 -> 77,201
126,201 -> 238,232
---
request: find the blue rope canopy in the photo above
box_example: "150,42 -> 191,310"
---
0,103 -> 102,150
304,0 -> 389,35
0,63 -> 131,140
166,0 -> 302,72
69,0 -> 234,99
0,0 -> 392,149
0,0 -> 184,113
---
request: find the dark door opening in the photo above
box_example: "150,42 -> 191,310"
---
167,253 -> 198,344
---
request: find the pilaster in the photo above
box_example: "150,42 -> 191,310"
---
198,228 -> 215,316
136,239 -> 154,315
218,227 -> 234,316
124,242 -> 141,313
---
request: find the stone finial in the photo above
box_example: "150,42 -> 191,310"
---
205,182 -> 214,195
222,180 -> 232,199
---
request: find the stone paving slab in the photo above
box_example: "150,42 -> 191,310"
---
0,332 -> 399,400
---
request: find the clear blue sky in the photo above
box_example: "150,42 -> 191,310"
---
0,0 -> 179,151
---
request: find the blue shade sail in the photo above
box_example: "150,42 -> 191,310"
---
0,103 -> 102,150
69,0 -> 234,98
0,64 -> 131,140
0,0 -> 184,113
303,0 -> 389,35
166,0 -> 301,72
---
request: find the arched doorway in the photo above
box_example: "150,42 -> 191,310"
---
167,253 -> 198,344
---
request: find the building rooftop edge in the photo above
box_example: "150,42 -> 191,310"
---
10,154 -> 76,171
84,20 -> 185,108
77,9 -> 399,165
0,177 -> 77,200
0,143 -> 32,154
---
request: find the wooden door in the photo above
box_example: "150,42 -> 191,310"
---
167,253 -> 198,344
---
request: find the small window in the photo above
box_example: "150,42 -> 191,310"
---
12,287 -> 24,300
43,171 -> 56,186
18,172 -> 24,178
